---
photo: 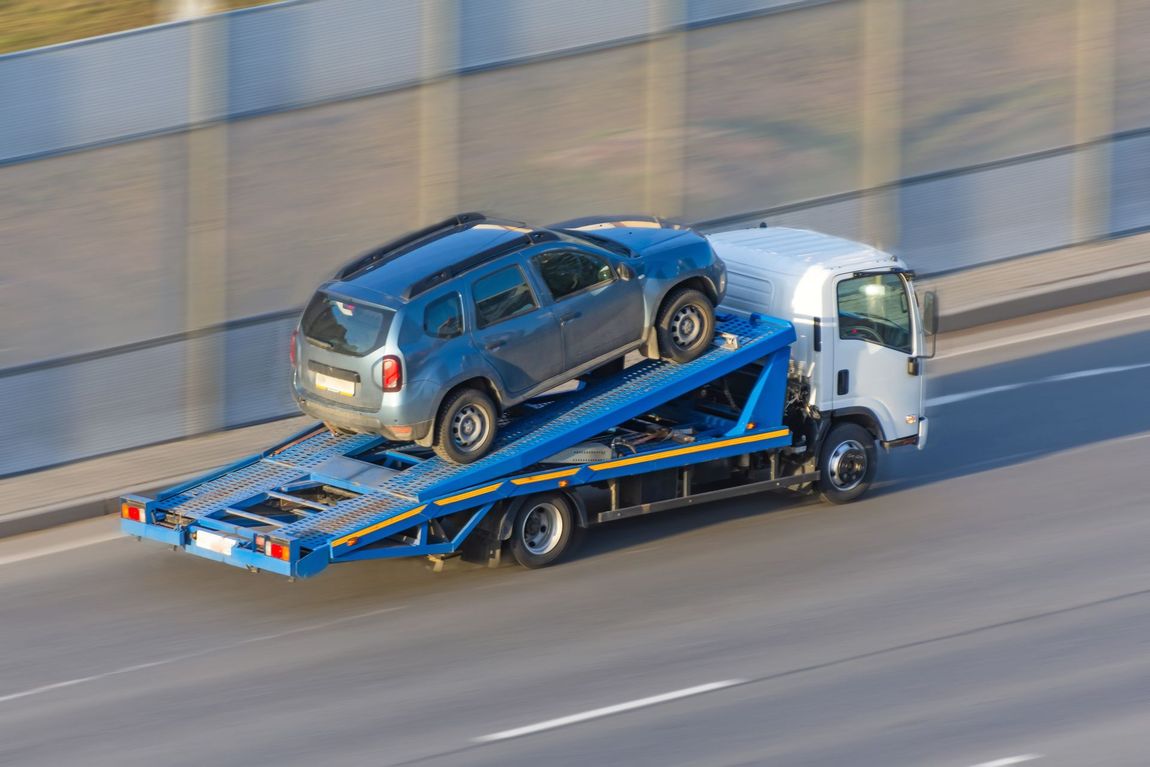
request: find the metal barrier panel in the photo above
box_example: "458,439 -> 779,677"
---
223,318 -> 299,427
1111,133 -> 1150,235
0,24 -> 192,163
0,133 -> 188,368
0,341 -> 190,476
683,2 -> 862,220
687,0 -> 808,24
457,43 -> 650,224
227,0 -> 422,116
459,0 -> 648,70
898,152 -> 1076,274
225,88 -> 422,317
900,0 -> 1075,176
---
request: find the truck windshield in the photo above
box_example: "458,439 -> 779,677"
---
836,273 -> 912,353
301,293 -> 394,356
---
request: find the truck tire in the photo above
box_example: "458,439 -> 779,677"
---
817,422 -> 876,504
434,387 -> 498,464
655,288 -> 715,363
509,492 -> 582,568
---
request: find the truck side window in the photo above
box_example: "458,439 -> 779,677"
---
836,274 -> 912,353
472,265 -> 539,329
533,249 -> 614,300
424,293 -> 463,339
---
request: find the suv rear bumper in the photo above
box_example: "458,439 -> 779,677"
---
295,395 -> 432,443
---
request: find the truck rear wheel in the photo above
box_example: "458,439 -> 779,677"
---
817,422 -> 876,504
509,492 -> 582,568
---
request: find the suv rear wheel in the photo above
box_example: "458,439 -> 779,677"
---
655,288 -> 715,363
434,387 -> 498,464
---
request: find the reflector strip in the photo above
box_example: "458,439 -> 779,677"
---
331,504 -> 428,549
433,482 -> 503,506
588,430 -> 789,471
510,468 -> 579,486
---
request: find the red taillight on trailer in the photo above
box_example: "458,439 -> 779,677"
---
289,329 -> 298,367
382,355 -> 402,392
264,539 -> 290,560
120,503 -> 144,522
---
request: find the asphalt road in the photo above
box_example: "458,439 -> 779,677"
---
2,297 -> 1150,767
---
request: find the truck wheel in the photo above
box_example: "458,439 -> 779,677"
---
817,422 -> 876,504
434,387 -> 498,464
509,492 -> 582,568
655,288 -> 714,363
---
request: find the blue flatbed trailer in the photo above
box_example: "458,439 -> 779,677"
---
121,315 -> 813,578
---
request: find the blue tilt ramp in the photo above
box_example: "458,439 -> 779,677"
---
147,315 -> 795,558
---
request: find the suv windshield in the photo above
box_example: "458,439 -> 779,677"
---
556,229 -> 634,258
301,292 -> 394,356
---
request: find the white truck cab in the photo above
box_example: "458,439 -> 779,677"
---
710,226 -> 933,500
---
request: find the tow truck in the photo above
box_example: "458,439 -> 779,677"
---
121,226 -> 935,578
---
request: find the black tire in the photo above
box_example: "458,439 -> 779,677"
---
433,387 -> 498,464
655,288 -> 715,363
509,492 -> 583,568
816,422 -> 877,504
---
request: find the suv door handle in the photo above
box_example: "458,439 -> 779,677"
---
560,311 -> 582,325
484,340 -> 506,351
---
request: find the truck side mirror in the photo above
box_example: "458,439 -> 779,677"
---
921,290 -> 938,359
922,291 -> 938,336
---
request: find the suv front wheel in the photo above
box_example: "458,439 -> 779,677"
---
434,387 -> 498,464
655,288 -> 715,363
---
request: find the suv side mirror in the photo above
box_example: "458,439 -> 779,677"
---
616,263 -> 635,281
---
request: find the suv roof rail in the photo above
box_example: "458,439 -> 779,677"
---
404,229 -> 560,300
335,212 -> 490,281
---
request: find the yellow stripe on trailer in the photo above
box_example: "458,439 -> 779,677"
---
510,468 -> 579,486
588,429 -> 789,472
331,504 -> 427,549
434,482 -> 504,506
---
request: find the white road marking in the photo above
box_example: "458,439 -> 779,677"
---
968,755 -> 1042,767
927,361 -> 1150,407
0,532 -> 123,567
474,680 -> 744,743
0,605 -> 404,705
940,304 -> 1150,359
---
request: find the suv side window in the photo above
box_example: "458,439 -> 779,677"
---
533,250 -> 614,300
424,293 -> 463,339
472,265 -> 539,329
836,273 -> 912,353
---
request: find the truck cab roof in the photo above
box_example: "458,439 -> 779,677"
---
706,226 -> 902,277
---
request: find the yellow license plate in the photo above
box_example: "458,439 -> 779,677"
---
315,372 -> 355,397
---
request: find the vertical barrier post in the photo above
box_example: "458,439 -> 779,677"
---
645,0 -> 686,217
418,0 -> 460,225
859,0 -> 903,251
184,5 -> 229,435
1072,0 -> 1115,243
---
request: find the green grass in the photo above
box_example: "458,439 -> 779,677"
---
0,0 -> 274,55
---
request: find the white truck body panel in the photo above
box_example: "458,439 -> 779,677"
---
709,227 -> 925,443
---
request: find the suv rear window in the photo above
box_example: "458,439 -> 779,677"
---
301,293 -> 394,356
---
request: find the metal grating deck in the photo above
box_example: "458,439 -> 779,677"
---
274,316 -> 794,548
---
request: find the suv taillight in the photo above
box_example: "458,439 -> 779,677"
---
289,329 -> 298,367
382,355 -> 402,392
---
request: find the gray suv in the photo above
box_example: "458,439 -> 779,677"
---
292,213 -> 727,463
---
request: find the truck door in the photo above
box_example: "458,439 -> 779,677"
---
830,272 -> 924,441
